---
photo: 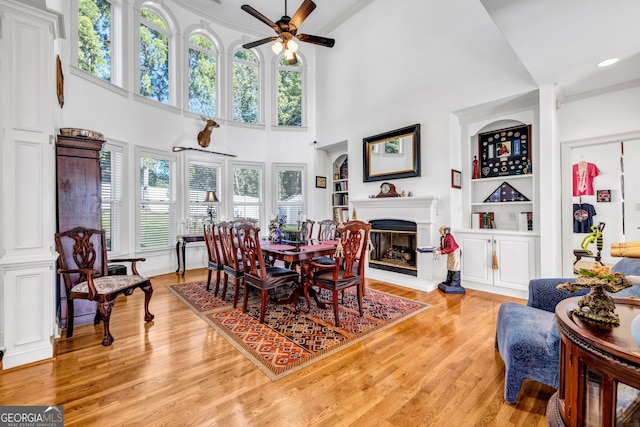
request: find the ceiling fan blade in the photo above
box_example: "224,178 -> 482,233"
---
296,34 -> 335,48
242,36 -> 278,49
241,5 -> 279,32
290,0 -> 316,29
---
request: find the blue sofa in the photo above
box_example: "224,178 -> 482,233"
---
495,258 -> 640,404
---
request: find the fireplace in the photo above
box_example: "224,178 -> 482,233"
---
351,196 -> 441,292
369,220 -> 417,276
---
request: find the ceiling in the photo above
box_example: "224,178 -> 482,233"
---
183,0 -> 640,98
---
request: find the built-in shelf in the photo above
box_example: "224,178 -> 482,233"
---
471,201 -> 533,207
332,155 -> 349,222
472,174 -> 533,183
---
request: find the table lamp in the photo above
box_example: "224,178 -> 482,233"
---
204,190 -> 219,222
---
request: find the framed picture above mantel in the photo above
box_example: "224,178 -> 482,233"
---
478,124 -> 531,178
363,124 -> 421,182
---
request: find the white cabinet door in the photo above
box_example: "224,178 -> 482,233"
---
459,233 -> 492,285
493,235 -> 537,291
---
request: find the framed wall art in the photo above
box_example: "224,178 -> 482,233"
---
315,176 -> 327,188
451,169 -> 461,189
597,189 -> 611,202
478,124 -> 531,178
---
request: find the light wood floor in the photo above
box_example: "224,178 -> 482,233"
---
0,269 -> 554,426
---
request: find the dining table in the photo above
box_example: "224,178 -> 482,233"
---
260,240 -> 339,312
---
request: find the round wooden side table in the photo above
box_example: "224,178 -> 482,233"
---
547,296 -> 640,426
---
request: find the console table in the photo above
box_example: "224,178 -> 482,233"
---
547,297 -> 640,426
175,234 -> 205,276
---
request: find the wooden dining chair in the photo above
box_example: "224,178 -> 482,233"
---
312,219 -> 340,265
236,223 -> 299,323
203,223 -> 224,294
316,219 -> 339,242
308,220 -> 371,327
298,219 -> 315,244
218,221 -> 244,307
54,227 -> 154,346
233,217 -> 258,227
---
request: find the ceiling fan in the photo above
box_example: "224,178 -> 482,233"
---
241,0 -> 335,65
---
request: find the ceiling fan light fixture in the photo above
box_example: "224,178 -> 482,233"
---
284,49 -> 295,61
287,38 -> 299,53
272,40 -> 284,54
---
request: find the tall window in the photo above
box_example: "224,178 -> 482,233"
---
232,164 -> 262,222
188,34 -> 217,116
139,8 -> 169,103
101,143 -> 123,253
274,164 -> 305,225
78,0 -> 112,81
276,56 -> 303,126
187,161 -> 219,232
138,152 -> 176,249
232,48 -> 260,123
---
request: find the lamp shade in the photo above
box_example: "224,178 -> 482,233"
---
272,40 -> 283,55
204,190 -> 219,203
287,39 -> 299,53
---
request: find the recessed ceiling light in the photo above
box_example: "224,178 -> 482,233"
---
597,58 -> 619,67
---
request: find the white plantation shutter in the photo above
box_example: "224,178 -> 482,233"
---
138,152 -> 176,249
275,165 -> 304,225
232,164 -> 262,222
101,143 -> 123,254
188,161 -> 219,232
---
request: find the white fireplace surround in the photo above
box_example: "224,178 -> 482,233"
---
351,196 -> 443,292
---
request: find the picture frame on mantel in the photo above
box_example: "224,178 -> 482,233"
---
451,169 -> 462,189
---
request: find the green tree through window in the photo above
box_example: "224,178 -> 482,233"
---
140,8 -> 169,103
233,49 -> 259,123
78,0 -> 111,80
277,57 -> 302,126
189,34 -> 217,116
233,166 -> 261,220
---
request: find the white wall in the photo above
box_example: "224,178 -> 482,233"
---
315,0 -> 538,244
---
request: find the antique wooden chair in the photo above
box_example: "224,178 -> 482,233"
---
311,219 -> 340,265
316,219 -> 339,242
204,223 -> 224,294
308,220 -> 371,327
54,227 -> 154,346
298,219 -> 315,243
233,217 -> 258,227
218,221 -> 244,307
236,223 -> 299,323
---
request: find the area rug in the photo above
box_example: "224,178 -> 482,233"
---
167,280 -> 430,380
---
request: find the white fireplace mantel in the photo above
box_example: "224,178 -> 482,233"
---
351,196 -> 443,292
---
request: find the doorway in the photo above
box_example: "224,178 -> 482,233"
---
562,136 -> 640,275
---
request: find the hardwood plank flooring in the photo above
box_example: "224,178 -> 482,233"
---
0,269 -> 554,426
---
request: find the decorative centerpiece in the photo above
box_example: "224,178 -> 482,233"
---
557,265 -> 631,325
269,215 -> 286,244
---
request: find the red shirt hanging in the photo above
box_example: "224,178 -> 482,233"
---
572,161 -> 600,196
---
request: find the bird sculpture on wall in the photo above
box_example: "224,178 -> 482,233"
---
197,115 -> 219,148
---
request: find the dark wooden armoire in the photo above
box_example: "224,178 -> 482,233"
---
56,134 -> 105,328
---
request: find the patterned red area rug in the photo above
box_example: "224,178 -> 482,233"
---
167,281 -> 430,380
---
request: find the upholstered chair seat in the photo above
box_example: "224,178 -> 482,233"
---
72,275 -> 148,295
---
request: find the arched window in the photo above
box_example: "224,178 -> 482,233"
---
232,48 -> 260,124
276,56 -> 303,127
77,0 -> 112,81
139,7 -> 170,103
188,33 -> 217,117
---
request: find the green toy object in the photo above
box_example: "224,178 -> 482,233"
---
581,222 -> 605,255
